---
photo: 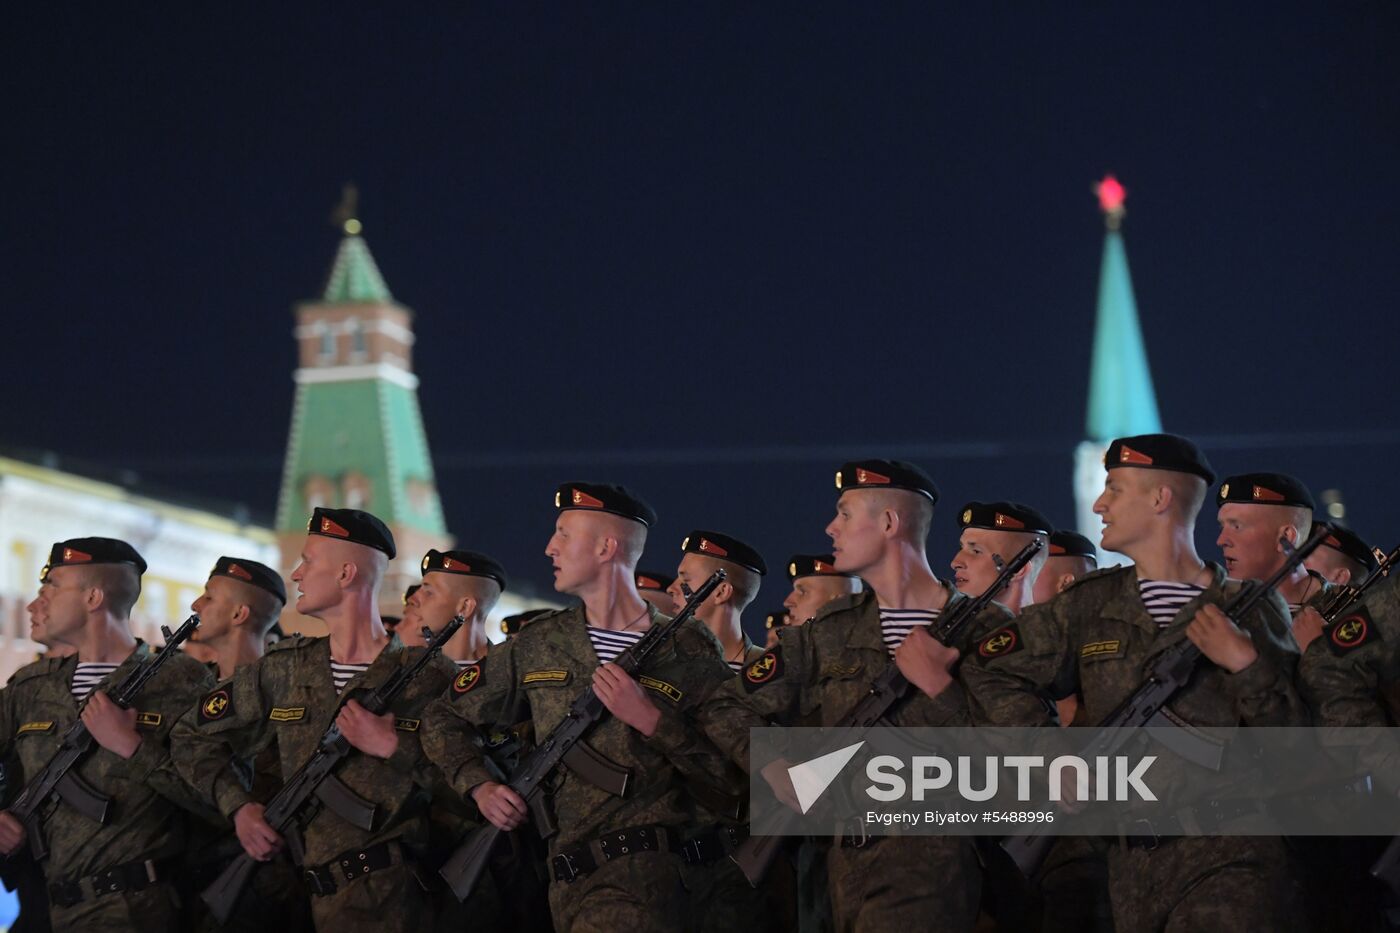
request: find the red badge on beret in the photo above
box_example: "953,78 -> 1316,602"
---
637,575 -> 663,589
62,548 -> 93,563
320,517 -> 350,538
1251,485 -> 1285,502
856,467 -> 890,485
1119,445 -> 1153,466
226,563 -> 254,581
698,538 -> 729,557
571,489 -> 604,508
994,513 -> 1025,530
442,557 -> 472,573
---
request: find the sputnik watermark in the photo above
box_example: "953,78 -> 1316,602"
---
865,754 -> 1157,802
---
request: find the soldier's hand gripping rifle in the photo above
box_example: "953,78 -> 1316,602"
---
730,538 -> 1045,886
201,615 -> 464,924
437,569 -> 728,903
999,523 -> 1335,879
6,614 -> 201,861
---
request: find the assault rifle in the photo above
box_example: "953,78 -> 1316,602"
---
1317,544 -> 1399,623
1000,523 -> 1334,878
730,538 -> 1045,886
438,569 -> 727,902
201,615 -> 464,923
8,614 -> 201,860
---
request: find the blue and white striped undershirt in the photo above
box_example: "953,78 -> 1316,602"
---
1137,580 -> 1205,628
330,661 -> 372,694
588,627 -> 644,665
878,608 -> 942,658
71,662 -> 119,702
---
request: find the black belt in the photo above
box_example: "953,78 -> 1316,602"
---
681,824 -> 748,865
48,857 -> 168,908
303,841 -> 397,897
1110,797 -> 1270,850
551,825 -> 683,883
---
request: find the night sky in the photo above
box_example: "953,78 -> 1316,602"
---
6,6 -> 1399,630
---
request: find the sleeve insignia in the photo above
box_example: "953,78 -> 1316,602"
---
1326,605 -> 1380,656
452,662 -> 483,697
743,649 -> 783,692
198,688 -> 232,724
638,675 -> 683,703
976,624 -> 1023,662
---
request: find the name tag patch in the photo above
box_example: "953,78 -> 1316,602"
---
638,676 -> 683,703
1080,640 -> 1123,661
17,721 -> 54,735
394,718 -> 421,732
269,707 -> 306,722
522,669 -> 571,686
135,711 -> 163,729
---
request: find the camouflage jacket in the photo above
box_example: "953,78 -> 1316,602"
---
693,584 -> 1011,769
1298,572 -> 1400,794
168,633 -> 455,866
0,645 -> 214,878
420,603 -> 740,850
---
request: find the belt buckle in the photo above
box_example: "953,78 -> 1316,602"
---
304,867 -> 335,896
554,853 -> 581,883
1130,818 -> 1158,851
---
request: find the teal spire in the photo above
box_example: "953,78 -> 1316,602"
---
322,183 -> 393,303
1085,175 -> 1161,441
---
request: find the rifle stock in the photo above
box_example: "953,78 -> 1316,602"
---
731,539 -> 1046,886
201,615 -> 464,923
437,570 -> 728,902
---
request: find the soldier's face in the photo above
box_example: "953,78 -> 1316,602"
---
950,529 -> 1006,598
290,536 -> 344,615
546,511 -> 601,595
827,492 -> 885,573
411,573 -> 462,633
189,577 -> 240,644
1304,548 -> 1354,587
1093,471 -> 1152,553
38,566 -> 91,645
669,554 -> 719,617
783,576 -> 849,625
26,585 -> 52,646
1215,504 -> 1289,581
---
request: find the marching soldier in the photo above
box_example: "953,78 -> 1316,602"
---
961,434 -> 1307,931
1030,529 -> 1099,605
189,558 -> 288,681
693,459 -> 1010,933
1215,471 -> 1328,611
399,549 -> 506,664
169,508 -> 456,932
1304,521 -> 1379,588
949,501 -> 1052,613
667,530 -> 769,671
636,570 -> 677,615
420,482 -> 740,933
0,538 -> 214,932
781,554 -> 861,626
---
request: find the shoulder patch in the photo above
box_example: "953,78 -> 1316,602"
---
975,624 -> 1024,662
16,721 -> 56,735
743,649 -> 784,692
522,669 -> 571,686
269,707 -> 306,722
134,711 -> 163,730
1326,605 -> 1380,656
452,662 -> 483,697
638,675 -> 683,703
198,688 -> 233,724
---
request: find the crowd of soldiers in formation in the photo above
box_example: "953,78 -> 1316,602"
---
0,430 -> 1397,933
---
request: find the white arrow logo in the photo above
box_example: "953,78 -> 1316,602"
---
787,741 -> 865,814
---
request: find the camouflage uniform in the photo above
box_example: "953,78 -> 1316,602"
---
693,586 -> 1009,933
168,634 -> 455,933
0,646 -> 214,932
420,604 -> 740,933
960,562 -> 1306,931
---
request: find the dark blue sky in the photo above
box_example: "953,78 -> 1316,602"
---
6,5 -> 1398,625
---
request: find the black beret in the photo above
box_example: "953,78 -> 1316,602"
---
421,549 -> 508,590
786,554 -> 855,581
501,607 -> 552,636
1048,530 -> 1098,563
835,459 -> 939,504
1313,522 -> 1379,573
381,615 -> 401,629
956,501 -> 1053,536
307,507 -> 396,558
681,530 -> 767,576
765,609 -> 791,630
208,556 -> 286,604
635,570 -> 675,592
403,583 -> 421,606
1104,433 -> 1215,484
1216,473 -> 1315,512
554,482 -> 657,526
43,537 -> 147,582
